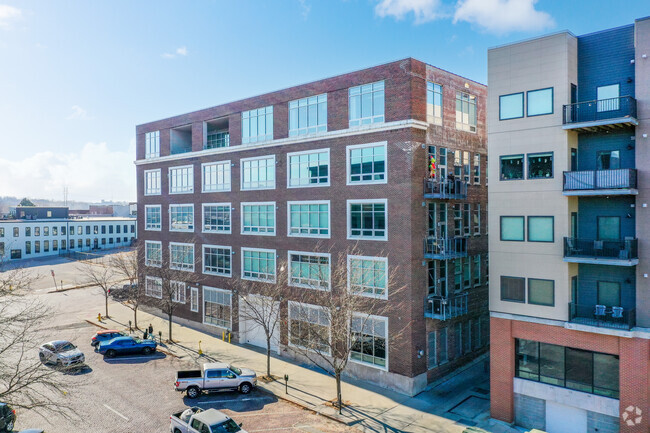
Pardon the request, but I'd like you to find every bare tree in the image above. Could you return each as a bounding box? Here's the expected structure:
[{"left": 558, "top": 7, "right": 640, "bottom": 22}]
[
  {"left": 77, "top": 259, "right": 118, "bottom": 318},
  {"left": 110, "top": 248, "right": 143, "bottom": 328}
]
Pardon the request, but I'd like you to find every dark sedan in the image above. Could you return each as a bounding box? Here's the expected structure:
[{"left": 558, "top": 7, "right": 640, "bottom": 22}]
[
  {"left": 0, "top": 402, "right": 15, "bottom": 433},
  {"left": 91, "top": 330, "right": 127, "bottom": 347},
  {"left": 97, "top": 336, "right": 157, "bottom": 358}
]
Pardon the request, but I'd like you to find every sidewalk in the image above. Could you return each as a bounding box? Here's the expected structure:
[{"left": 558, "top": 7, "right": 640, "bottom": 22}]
[{"left": 88, "top": 301, "right": 521, "bottom": 433}]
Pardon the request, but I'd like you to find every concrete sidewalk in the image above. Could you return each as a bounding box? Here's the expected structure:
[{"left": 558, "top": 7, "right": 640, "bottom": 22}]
[{"left": 88, "top": 301, "right": 520, "bottom": 433}]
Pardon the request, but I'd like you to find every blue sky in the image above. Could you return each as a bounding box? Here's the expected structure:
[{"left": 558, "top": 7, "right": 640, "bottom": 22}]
[{"left": 0, "top": 0, "right": 647, "bottom": 202}]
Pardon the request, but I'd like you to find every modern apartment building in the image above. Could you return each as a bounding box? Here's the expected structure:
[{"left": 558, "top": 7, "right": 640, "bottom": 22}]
[
  {"left": 488, "top": 18, "right": 650, "bottom": 433},
  {"left": 135, "top": 58, "right": 489, "bottom": 395}
]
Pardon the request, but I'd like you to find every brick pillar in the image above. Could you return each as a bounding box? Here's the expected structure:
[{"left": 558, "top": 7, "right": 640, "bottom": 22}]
[
  {"left": 490, "top": 317, "right": 515, "bottom": 422},
  {"left": 619, "top": 338, "right": 649, "bottom": 432}
]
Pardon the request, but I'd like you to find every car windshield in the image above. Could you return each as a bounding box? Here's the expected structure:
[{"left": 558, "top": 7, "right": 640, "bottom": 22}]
[
  {"left": 229, "top": 366, "right": 242, "bottom": 375},
  {"left": 211, "top": 419, "right": 241, "bottom": 433},
  {"left": 57, "top": 342, "right": 76, "bottom": 352},
  {"left": 133, "top": 339, "right": 142, "bottom": 343}
]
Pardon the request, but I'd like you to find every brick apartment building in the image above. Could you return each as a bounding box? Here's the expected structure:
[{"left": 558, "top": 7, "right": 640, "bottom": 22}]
[{"left": 135, "top": 58, "right": 488, "bottom": 395}]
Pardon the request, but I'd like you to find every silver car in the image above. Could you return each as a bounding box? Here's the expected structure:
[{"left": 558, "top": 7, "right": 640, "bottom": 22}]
[{"left": 38, "top": 340, "right": 85, "bottom": 368}]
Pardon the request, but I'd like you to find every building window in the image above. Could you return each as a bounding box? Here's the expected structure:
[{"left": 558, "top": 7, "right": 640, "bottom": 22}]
[
  {"left": 455, "top": 91, "right": 477, "bottom": 132},
  {"left": 34, "top": 241, "right": 39, "bottom": 253},
  {"left": 289, "top": 94, "right": 327, "bottom": 136},
  {"left": 145, "top": 241, "right": 162, "bottom": 267},
  {"left": 473, "top": 154, "right": 481, "bottom": 184},
  {"left": 501, "top": 276, "right": 525, "bottom": 302},
  {"left": 202, "top": 204, "right": 231, "bottom": 233},
  {"left": 203, "top": 287, "right": 232, "bottom": 329},
  {"left": 108, "top": 226, "right": 113, "bottom": 234},
  {"left": 169, "top": 243, "right": 194, "bottom": 272},
  {"left": 169, "top": 204, "right": 194, "bottom": 232},
  {"left": 77, "top": 239, "right": 82, "bottom": 248},
  {"left": 348, "top": 256, "right": 387, "bottom": 299},
  {"left": 202, "top": 161, "right": 231, "bottom": 193},
  {"left": 500, "top": 216, "right": 524, "bottom": 241},
  {"left": 473, "top": 255, "right": 481, "bottom": 286},
  {"left": 145, "top": 131, "right": 160, "bottom": 159},
  {"left": 351, "top": 315, "right": 387, "bottom": 369},
  {"left": 206, "top": 130, "right": 229, "bottom": 149},
  {"left": 241, "top": 203, "right": 275, "bottom": 235},
  {"left": 241, "top": 155, "right": 275, "bottom": 190},
  {"left": 169, "top": 165, "right": 194, "bottom": 194},
  {"left": 101, "top": 226, "right": 106, "bottom": 235},
  {"left": 349, "top": 81, "right": 385, "bottom": 127},
  {"left": 527, "top": 88, "right": 553, "bottom": 116},
  {"left": 242, "top": 248, "right": 276, "bottom": 282},
  {"left": 13, "top": 227, "right": 19, "bottom": 237},
  {"left": 77, "top": 226, "right": 82, "bottom": 235},
  {"left": 0, "top": 228, "right": 3, "bottom": 237},
  {"left": 145, "top": 276, "right": 162, "bottom": 298},
  {"left": 25, "top": 227, "right": 31, "bottom": 237},
  {"left": 288, "top": 302, "right": 330, "bottom": 353},
  {"left": 528, "top": 278, "right": 554, "bottom": 306},
  {"left": 347, "top": 142, "right": 387, "bottom": 184},
  {"left": 527, "top": 216, "right": 553, "bottom": 243},
  {"left": 499, "top": 92, "right": 524, "bottom": 120},
  {"left": 438, "top": 328, "right": 448, "bottom": 364},
  {"left": 463, "top": 151, "right": 471, "bottom": 183},
  {"left": 171, "top": 281, "right": 186, "bottom": 304},
  {"left": 25, "top": 241, "right": 31, "bottom": 254},
  {"left": 101, "top": 239, "right": 106, "bottom": 245},
  {"left": 190, "top": 287, "right": 199, "bottom": 313},
  {"left": 116, "top": 225, "right": 121, "bottom": 234},
  {"left": 473, "top": 204, "right": 481, "bottom": 236},
  {"left": 288, "top": 149, "right": 329, "bottom": 187},
  {"left": 528, "top": 152, "right": 553, "bottom": 179},
  {"left": 289, "top": 252, "right": 330, "bottom": 290},
  {"left": 203, "top": 245, "right": 232, "bottom": 277},
  {"left": 44, "top": 240, "right": 49, "bottom": 252},
  {"left": 500, "top": 155, "right": 524, "bottom": 180},
  {"left": 597, "top": 84, "right": 620, "bottom": 112},
  {"left": 45, "top": 227, "right": 51, "bottom": 236},
  {"left": 288, "top": 201, "right": 330, "bottom": 238},
  {"left": 144, "top": 169, "right": 161, "bottom": 195},
  {"left": 426, "top": 82, "right": 443, "bottom": 125},
  {"left": 463, "top": 203, "right": 471, "bottom": 237},
  {"left": 597, "top": 150, "right": 620, "bottom": 170},
  {"left": 348, "top": 200, "right": 387, "bottom": 240},
  {"left": 242, "top": 106, "right": 273, "bottom": 144},
  {"left": 35, "top": 227, "right": 41, "bottom": 236}
]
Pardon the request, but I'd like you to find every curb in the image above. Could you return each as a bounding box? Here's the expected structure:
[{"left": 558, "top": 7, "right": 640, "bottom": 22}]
[
  {"left": 83, "top": 319, "right": 179, "bottom": 358},
  {"left": 48, "top": 283, "right": 97, "bottom": 293}
]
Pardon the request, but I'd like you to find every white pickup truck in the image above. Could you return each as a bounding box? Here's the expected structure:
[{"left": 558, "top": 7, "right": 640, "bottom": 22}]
[
  {"left": 174, "top": 362, "right": 257, "bottom": 399},
  {"left": 170, "top": 407, "right": 246, "bottom": 433}
]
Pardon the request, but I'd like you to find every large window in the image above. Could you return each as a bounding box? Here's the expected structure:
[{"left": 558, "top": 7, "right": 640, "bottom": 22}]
[
  {"left": 202, "top": 204, "right": 231, "bottom": 233},
  {"left": 473, "top": 153, "right": 481, "bottom": 184},
  {"left": 203, "top": 287, "right": 232, "bottom": 329},
  {"left": 426, "top": 82, "right": 443, "bottom": 125},
  {"left": 597, "top": 216, "right": 620, "bottom": 240},
  {"left": 349, "top": 81, "right": 385, "bottom": 127},
  {"left": 527, "top": 88, "right": 553, "bottom": 116},
  {"left": 501, "top": 276, "right": 525, "bottom": 302},
  {"left": 242, "top": 106, "right": 273, "bottom": 144},
  {"left": 289, "top": 302, "right": 330, "bottom": 353},
  {"left": 348, "top": 256, "right": 387, "bottom": 299},
  {"left": 528, "top": 278, "right": 554, "bottom": 306},
  {"left": 455, "top": 91, "right": 477, "bottom": 132},
  {"left": 347, "top": 142, "right": 387, "bottom": 184},
  {"left": 351, "top": 315, "right": 387, "bottom": 369},
  {"left": 348, "top": 200, "right": 387, "bottom": 240},
  {"left": 171, "top": 281, "right": 186, "bottom": 304},
  {"left": 145, "top": 131, "right": 160, "bottom": 159},
  {"left": 288, "top": 149, "right": 329, "bottom": 187},
  {"left": 516, "top": 339, "right": 619, "bottom": 398},
  {"left": 202, "top": 161, "right": 231, "bottom": 192},
  {"left": 500, "top": 216, "right": 524, "bottom": 241},
  {"left": 169, "top": 243, "right": 194, "bottom": 272},
  {"left": 242, "top": 248, "right": 276, "bottom": 282},
  {"left": 289, "top": 252, "right": 330, "bottom": 290},
  {"left": 169, "top": 165, "right": 194, "bottom": 194},
  {"left": 203, "top": 245, "right": 232, "bottom": 277},
  {"left": 145, "top": 276, "right": 162, "bottom": 298},
  {"left": 499, "top": 92, "right": 524, "bottom": 120},
  {"left": 597, "top": 150, "right": 620, "bottom": 170},
  {"left": 241, "top": 155, "right": 275, "bottom": 190},
  {"left": 528, "top": 152, "right": 553, "bottom": 179},
  {"left": 500, "top": 155, "right": 524, "bottom": 180},
  {"left": 169, "top": 204, "right": 194, "bottom": 232},
  {"left": 528, "top": 216, "right": 553, "bottom": 242},
  {"left": 289, "top": 94, "right": 327, "bottom": 136},
  {"left": 597, "top": 281, "right": 621, "bottom": 308},
  {"left": 241, "top": 203, "right": 275, "bottom": 235},
  {"left": 144, "top": 206, "right": 161, "bottom": 231},
  {"left": 144, "top": 169, "right": 161, "bottom": 195},
  {"left": 597, "top": 84, "right": 619, "bottom": 112},
  {"left": 288, "top": 201, "right": 330, "bottom": 238},
  {"left": 145, "top": 241, "right": 162, "bottom": 267}
]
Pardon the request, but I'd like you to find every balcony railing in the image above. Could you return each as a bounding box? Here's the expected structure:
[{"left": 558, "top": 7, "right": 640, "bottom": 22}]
[
  {"left": 425, "top": 294, "right": 468, "bottom": 320},
  {"left": 563, "top": 169, "right": 637, "bottom": 195},
  {"left": 568, "top": 302, "right": 635, "bottom": 330},
  {"left": 424, "top": 236, "right": 467, "bottom": 260},
  {"left": 563, "top": 97, "right": 637, "bottom": 131},
  {"left": 423, "top": 178, "right": 467, "bottom": 200},
  {"left": 563, "top": 237, "right": 638, "bottom": 266}
]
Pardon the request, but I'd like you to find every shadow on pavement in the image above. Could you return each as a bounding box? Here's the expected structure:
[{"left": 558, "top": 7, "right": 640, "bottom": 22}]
[
  {"left": 181, "top": 389, "right": 277, "bottom": 413},
  {"left": 101, "top": 352, "right": 167, "bottom": 364}
]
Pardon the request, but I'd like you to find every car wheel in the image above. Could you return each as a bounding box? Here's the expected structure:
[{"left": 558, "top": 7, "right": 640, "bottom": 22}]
[
  {"left": 6, "top": 420, "right": 14, "bottom": 431},
  {"left": 142, "top": 347, "right": 152, "bottom": 355},
  {"left": 39, "top": 352, "right": 47, "bottom": 364},
  {"left": 174, "top": 429, "right": 182, "bottom": 433},
  {"left": 186, "top": 386, "right": 200, "bottom": 399},
  {"left": 240, "top": 383, "right": 252, "bottom": 394},
  {"left": 106, "top": 349, "right": 117, "bottom": 358}
]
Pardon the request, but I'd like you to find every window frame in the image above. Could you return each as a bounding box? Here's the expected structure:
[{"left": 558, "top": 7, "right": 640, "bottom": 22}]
[
  {"left": 528, "top": 278, "right": 555, "bottom": 307},
  {"left": 526, "top": 87, "right": 554, "bottom": 117},
  {"left": 287, "top": 301, "right": 331, "bottom": 355},
  {"left": 288, "top": 94, "right": 328, "bottom": 136},
  {"left": 287, "top": 250, "right": 331, "bottom": 291},
  {"left": 527, "top": 151, "right": 554, "bottom": 180},
  {"left": 145, "top": 276, "right": 163, "bottom": 299},
  {"left": 500, "top": 275, "right": 526, "bottom": 303},
  {"left": 202, "top": 286, "right": 232, "bottom": 329},
  {"left": 499, "top": 154, "right": 524, "bottom": 181},
  {"left": 171, "top": 280, "right": 186, "bottom": 304},
  {"left": 499, "top": 92, "right": 524, "bottom": 120},
  {"left": 287, "top": 200, "right": 331, "bottom": 239},
  {"left": 201, "top": 203, "right": 232, "bottom": 234},
  {"left": 348, "top": 80, "right": 385, "bottom": 127},
  {"left": 201, "top": 160, "right": 231, "bottom": 193},
  {"left": 347, "top": 255, "right": 388, "bottom": 300},
  {"left": 240, "top": 202, "right": 276, "bottom": 236},
  {"left": 202, "top": 244, "right": 232, "bottom": 277},
  {"left": 144, "top": 240, "right": 162, "bottom": 267},
  {"left": 145, "top": 131, "right": 160, "bottom": 159},
  {"left": 144, "top": 169, "right": 161, "bottom": 196},
  {"left": 240, "top": 155, "right": 276, "bottom": 191},
  {"left": 169, "top": 204, "right": 194, "bottom": 233},
  {"left": 347, "top": 199, "right": 388, "bottom": 241},
  {"left": 190, "top": 287, "right": 199, "bottom": 313},
  {"left": 287, "top": 148, "right": 330, "bottom": 188},
  {"left": 241, "top": 247, "right": 276, "bottom": 283},
  {"left": 455, "top": 91, "right": 477, "bottom": 133},
  {"left": 242, "top": 106, "right": 274, "bottom": 144},
  {"left": 346, "top": 141, "right": 388, "bottom": 186},
  {"left": 349, "top": 313, "right": 389, "bottom": 371},
  {"left": 144, "top": 205, "right": 162, "bottom": 231},
  {"left": 169, "top": 242, "right": 195, "bottom": 272},
  {"left": 527, "top": 216, "right": 554, "bottom": 243},
  {"left": 500, "top": 216, "right": 525, "bottom": 242},
  {"left": 168, "top": 165, "right": 194, "bottom": 195},
  {"left": 426, "top": 81, "right": 443, "bottom": 125}
]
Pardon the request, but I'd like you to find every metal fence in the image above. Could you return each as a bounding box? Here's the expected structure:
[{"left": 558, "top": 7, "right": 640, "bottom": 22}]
[
  {"left": 563, "top": 168, "right": 637, "bottom": 191},
  {"left": 563, "top": 96, "right": 637, "bottom": 125}
]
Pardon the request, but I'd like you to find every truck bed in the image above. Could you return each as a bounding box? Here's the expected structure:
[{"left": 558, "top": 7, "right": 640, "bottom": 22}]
[{"left": 177, "top": 369, "right": 202, "bottom": 379}]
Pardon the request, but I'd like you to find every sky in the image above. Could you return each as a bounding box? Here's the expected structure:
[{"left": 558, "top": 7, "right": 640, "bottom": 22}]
[{"left": 0, "top": 0, "right": 647, "bottom": 203}]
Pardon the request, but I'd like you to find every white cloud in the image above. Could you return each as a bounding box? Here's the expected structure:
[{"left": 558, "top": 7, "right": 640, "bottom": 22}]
[
  {"left": 66, "top": 105, "right": 88, "bottom": 120},
  {"left": 453, "top": 0, "right": 554, "bottom": 34},
  {"left": 162, "top": 46, "right": 188, "bottom": 59},
  {"left": 0, "top": 142, "right": 136, "bottom": 202},
  {"left": 0, "top": 4, "right": 21, "bottom": 29},
  {"left": 375, "top": 0, "right": 443, "bottom": 24},
  {"left": 298, "top": 0, "right": 310, "bottom": 19}
]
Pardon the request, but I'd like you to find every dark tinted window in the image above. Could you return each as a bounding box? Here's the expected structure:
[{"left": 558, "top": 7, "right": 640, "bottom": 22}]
[{"left": 565, "top": 348, "right": 593, "bottom": 394}]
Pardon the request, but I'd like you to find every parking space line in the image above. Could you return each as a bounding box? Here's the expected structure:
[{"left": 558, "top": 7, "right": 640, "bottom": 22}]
[
  {"left": 233, "top": 411, "right": 304, "bottom": 418},
  {"left": 103, "top": 404, "right": 129, "bottom": 421}
]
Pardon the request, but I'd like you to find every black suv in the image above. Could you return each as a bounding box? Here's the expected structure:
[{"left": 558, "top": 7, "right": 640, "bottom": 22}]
[{"left": 0, "top": 402, "right": 15, "bottom": 432}]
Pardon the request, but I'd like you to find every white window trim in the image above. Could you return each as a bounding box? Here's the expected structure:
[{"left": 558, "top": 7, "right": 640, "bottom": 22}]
[
  {"left": 240, "top": 202, "right": 276, "bottom": 237},
  {"left": 201, "top": 202, "right": 232, "bottom": 234},
  {"left": 190, "top": 287, "right": 199, "bottom": 313},
  {"left": 144, "top": 240, "right": 162, "bottom": 268},
  {"left": 168, "top": 204, "right": 195, "bottom": 233},
  {"left": 287, "top": 300, "right": 331, "bottom": 355},
  {"left": 169, "top": 242, "right": 195, "bottom": 272},
  {"left": 144, "top": 205, "right": 162, "bottom": 232},
  {"left": 145, "top": 276, "right": 162, "bottom": 299},
  {"left": 168, "top": 164, "right": 194, "bottom": 195},
  {"left": 287, "top": 200, "right": 331, "bottom": 239},
  {"left": 201, "top": 160, "right": 231, "bottom": 193},
  {"left": 346, "top": 141, "right": 388, "bottom": 186},
  {"left": 202, "top": 286, "right": 232, "bottom": 330},
  {"left": 202, "top": 244, "right": 232, "bottom": 278},
  {"left": 346, "top": 198, "right": 388, "bottom": 241},
  {"left": 171, "top": 280, "right": 186, "bottom": 304},
  {"left": 287, "top": 250, "right": 331, "bottom": 291},
  {"left": 144, "top": 169, "right": 161, "bottom": 196},
  {"left": 240, "top": 155, "right": 276, "bottom": 191},
  {"left": 347, "top": 255, "right": 388, "bottom": 300},
  {"left": 349, "top": 313, "right": 389, "bottom": 371},
  {"left": 241, "top": 247, "right": 276, "bottom": 283},
  {"left": 286, "top": 148, "right": 331, "bottom": 189}
]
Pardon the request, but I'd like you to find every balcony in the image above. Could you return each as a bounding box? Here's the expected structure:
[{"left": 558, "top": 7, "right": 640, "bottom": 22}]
[
  {"left": 424, "top": 237, "right": 467, "bottom": 260},
  {"left": 568, "top": 302, "right": 635, "bottom": 330},
  {"left": 563, "top": 96, "right": 638, "bottom": 132},
  {"left": 563, "top": 237, "right": 638, "bottom": 266},
  {"left": 425, "top": 294, "right": 468, "bottom": 320},
  {"left": 423, "top": 178, "right": 467, "bottom": 200},
  {"left": 563, "top": 169, "right": 638, "bottom": 196}
]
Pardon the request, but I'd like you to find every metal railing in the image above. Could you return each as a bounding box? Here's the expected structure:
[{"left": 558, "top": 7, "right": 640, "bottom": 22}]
[
  {"left": 564, "top": 237, "right": 638, "bottom": 261},
  {"left": 563, "top": 96, "right": 637, "bottom": 125},
  {"left": 568, "top": 302, "right": 635, "bottom": 330},
  {"left": 424, "top": 236, "right": 467, "bottom": 259},
  {"left": 423, "top": 178, "right": 467, "bottom": 199},
  {"left": 425, "top": 294, "right": 468, "bottom": 320},
  {"left": 563, "top": 168, "right": 637, "bottom": 191}
]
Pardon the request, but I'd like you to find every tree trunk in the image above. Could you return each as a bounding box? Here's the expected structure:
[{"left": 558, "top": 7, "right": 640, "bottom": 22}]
[
  {"left": 105, "top": 293, "right": 109, "bottom": 318},
  {"left": 336, "top": 370, "right": 342, "bottom": 415},
  {"left": 168, "top": 312, "right": 173, "bottom": 342},
  {"left": 133, "top": 306, "right": 138, "bottom": 329},
  {"left": 266, "top": 336, "right": 271, "bottom": 378}
]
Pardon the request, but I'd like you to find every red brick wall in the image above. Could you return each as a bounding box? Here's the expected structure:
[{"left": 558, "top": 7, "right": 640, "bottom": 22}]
[{"left": 490, "top": 317, "right": 515, "bottom": 422}]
